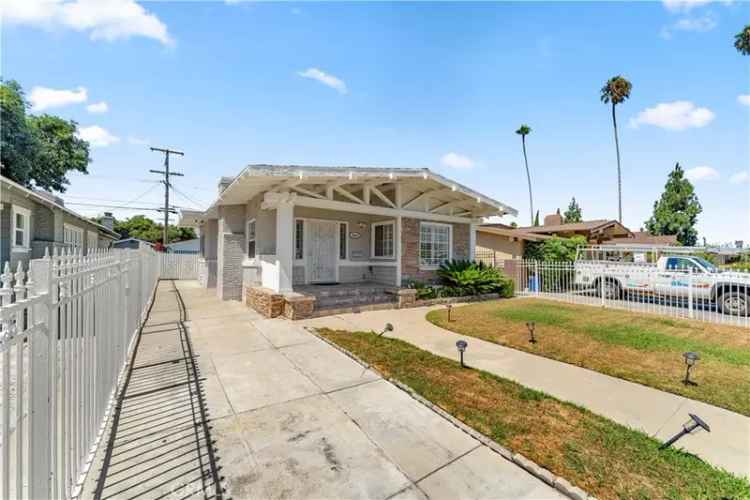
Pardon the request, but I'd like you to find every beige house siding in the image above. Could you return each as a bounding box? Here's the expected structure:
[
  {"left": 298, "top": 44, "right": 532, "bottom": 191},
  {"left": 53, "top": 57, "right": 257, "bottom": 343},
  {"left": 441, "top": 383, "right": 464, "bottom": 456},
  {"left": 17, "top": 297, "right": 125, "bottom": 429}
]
[{"left": 476, "top": 231, "right": 525, "bottom": 260}]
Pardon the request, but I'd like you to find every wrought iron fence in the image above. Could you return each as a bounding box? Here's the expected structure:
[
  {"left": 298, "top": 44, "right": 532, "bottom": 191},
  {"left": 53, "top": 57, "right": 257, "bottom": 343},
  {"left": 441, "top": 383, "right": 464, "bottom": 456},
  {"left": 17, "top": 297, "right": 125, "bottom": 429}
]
[{"left": 0, "top": 247, "right": 161, "bottom": 498}]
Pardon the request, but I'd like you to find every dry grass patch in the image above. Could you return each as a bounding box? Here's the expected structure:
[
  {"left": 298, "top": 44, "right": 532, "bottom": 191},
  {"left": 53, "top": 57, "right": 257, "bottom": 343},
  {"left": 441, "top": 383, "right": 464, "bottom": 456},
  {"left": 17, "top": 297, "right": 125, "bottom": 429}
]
[
  {"left": 426, "top": 298, "right": 750, "bottom": 416},
  {"left": 320, "top": 329, "right": 750, "bottom": 500}
]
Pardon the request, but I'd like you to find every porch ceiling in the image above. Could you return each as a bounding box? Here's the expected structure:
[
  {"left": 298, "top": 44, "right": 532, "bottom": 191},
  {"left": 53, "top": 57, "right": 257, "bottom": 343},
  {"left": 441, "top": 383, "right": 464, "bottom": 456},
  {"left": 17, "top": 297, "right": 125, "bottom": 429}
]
[{"left": 201, "top": 165, "right": 516, "bottom": 222}]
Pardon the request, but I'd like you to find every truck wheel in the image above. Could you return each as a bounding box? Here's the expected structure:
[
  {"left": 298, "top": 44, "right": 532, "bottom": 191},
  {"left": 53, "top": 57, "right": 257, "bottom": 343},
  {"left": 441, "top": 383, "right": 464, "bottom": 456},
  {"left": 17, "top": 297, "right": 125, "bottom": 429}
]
[
  {"left": 601, "top": 280, "right": 621, "bottom": 300},
  {"left": 719, "top": 292, "right": 749, "bottom": 317}
]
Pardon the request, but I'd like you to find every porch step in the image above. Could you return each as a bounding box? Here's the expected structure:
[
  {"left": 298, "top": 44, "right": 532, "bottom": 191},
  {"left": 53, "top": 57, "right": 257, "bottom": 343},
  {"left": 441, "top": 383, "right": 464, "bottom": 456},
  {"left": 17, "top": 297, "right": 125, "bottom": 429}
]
[
  {"left": 309, "top": 300, "right": 399, "bottom": 319},
  {"left": 305, "top": 285, "right": 389, "bottom": 299},
  {"left": 314, "top": 293, "right": 396, "bottom": 309}
]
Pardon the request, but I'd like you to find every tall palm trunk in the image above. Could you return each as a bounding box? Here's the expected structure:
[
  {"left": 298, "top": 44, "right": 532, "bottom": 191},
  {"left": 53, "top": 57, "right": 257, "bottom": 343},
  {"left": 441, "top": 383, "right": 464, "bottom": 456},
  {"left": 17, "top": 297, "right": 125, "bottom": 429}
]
[
  {"left": 611, "top": 102, "right": 623, "bottom": 222},
  {"left": 522, "top": 135, "right": 534, "bottom": 225}
]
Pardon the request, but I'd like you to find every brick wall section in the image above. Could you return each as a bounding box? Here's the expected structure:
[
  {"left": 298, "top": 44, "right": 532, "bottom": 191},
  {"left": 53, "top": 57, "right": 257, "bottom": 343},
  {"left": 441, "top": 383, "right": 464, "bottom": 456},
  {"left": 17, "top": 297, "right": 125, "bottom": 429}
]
[
  {"left": 218, "top": 234, "right": 244, "bottom": 300},
  {"left": 246, "top": 287, "right": 285, "bottom": 317},
  {"left": 401, "top": 218, "right": 471, "bottom": 284}
]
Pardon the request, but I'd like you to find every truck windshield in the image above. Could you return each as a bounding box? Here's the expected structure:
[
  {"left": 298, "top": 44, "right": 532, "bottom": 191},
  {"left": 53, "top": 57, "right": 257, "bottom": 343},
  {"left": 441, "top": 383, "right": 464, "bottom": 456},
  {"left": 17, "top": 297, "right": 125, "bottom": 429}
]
[{"left": 692, "top": 257, "right": 720, "bottom": 273}]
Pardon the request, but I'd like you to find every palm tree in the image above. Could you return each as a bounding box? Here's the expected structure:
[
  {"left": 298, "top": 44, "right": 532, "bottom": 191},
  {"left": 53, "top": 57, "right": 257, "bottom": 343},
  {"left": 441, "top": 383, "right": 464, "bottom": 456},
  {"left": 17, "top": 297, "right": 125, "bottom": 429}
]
[
  {"left": 515, "top": 124, "right": 533, "bottom": 225},
  {"left": 735, "top": 25, "right": 750, "bottom": 55},
  {"left": 600, "top": 75, "right": 632, "bottom": 223}
]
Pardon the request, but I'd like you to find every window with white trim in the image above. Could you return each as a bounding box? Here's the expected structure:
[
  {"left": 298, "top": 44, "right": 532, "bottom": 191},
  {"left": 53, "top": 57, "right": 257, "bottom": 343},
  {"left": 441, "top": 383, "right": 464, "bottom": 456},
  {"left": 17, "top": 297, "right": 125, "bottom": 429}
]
[
  {"left": 420, "top": 222, "right": 451, "bottom": 268},
  {"left": 11, "top": 205, "right": 30, "bottom": 250},
  {"left": 64, "top": 224, "right": 83, "bottom": 249},
  {"left": 246, "top": 219, "right": 256, "bottom": 258},
  {"left": 295, "top": 219, "right": 304, "bottom": 260},
  {"left": 339, "top": 222, "right": 348, "bottom": 260},
  {"left": 371, "top": 221, "right": 395, "bottom": 259}
]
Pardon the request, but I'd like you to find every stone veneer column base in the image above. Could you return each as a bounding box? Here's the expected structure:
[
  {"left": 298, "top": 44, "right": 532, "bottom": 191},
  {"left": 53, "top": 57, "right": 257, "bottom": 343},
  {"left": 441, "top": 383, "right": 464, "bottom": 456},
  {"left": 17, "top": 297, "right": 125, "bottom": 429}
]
[
  {"left": 386, "top": 288, "right": 418, "bottom": 308},
  {"left": 246, "top": 287, "right": 285, "bottom": 318},
  {"left": 283, "top": 293, "right": 316, "bottom": 320}
]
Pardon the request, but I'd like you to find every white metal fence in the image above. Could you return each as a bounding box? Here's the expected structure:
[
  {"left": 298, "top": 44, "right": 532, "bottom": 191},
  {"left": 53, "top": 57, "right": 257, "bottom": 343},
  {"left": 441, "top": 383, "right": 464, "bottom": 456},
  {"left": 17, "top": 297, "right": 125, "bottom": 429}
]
[
  {"left": 501, "top": 259, "right": 750, "bottom": 328},
  {"left": 0, "top": 247, "right": 161, "bottom": 499},
  {"left": 159, "top": 252, "right": 199, "bottom": 280}
]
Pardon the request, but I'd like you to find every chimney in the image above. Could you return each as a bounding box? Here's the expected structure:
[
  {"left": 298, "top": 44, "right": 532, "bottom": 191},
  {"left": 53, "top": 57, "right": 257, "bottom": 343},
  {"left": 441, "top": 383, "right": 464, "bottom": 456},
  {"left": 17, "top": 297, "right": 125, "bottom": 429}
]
[
  {"left": 218, "top": 176, "right": 234, "bottom": 195},
  {"left": 101, "top": 212, "right": 114, "bottom": 231},
  {"left": 543, "top": 213, "right": 563, "bottom": 226}
]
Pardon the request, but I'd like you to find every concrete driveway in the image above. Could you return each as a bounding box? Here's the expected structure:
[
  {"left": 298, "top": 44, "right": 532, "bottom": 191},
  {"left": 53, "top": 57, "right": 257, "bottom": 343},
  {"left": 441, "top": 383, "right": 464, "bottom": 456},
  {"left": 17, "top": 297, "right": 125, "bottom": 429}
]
[{"left": 176, "top": 281, "right": 564, "bottom": 499}]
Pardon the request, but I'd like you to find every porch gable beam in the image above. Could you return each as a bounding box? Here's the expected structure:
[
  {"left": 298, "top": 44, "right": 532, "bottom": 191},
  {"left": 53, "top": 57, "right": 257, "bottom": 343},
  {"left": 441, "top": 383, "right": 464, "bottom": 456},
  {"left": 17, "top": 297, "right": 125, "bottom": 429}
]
[
  {"left": 403, "top": 188, "right": 450, "bottom": 210},
  {"left": 430, "top": 199, "right": 466, "bottom": 213},
  {"left": 290, "top": 185, "right": 325, "bottom": 199},
  {"left": 369, "top": 184, "right": 396, "bottom": 208},
  {"left": 334, "top": 185, "right": 365, "bottom": 204}
]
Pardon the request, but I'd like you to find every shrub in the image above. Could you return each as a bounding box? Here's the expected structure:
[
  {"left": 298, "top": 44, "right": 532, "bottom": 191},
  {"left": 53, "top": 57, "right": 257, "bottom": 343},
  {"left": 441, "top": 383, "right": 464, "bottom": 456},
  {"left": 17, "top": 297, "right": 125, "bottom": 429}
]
[{"left": 437, "top": 260, "right": 513, "bottom": 297}]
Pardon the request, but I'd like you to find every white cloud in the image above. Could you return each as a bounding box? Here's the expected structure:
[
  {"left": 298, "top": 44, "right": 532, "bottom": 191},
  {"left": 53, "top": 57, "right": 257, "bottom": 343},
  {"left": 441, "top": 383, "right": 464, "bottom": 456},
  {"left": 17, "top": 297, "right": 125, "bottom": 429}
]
[
  {"left": 685, "top": 166, "right": 720, "bottom": 182},
  {"left": 29, "top": 86, "right": 87, "bottom": 111},
  {"left": 661, "top": 14, "right": 717, "bottom": 38},
  {"left": 662, "top": 0, "right": 714, "bottom": 12},
  {"left": 77, "top": 125, "right": 120, "bottom": 147},
  {"left": 86, "top": 101, "right": 108, "bottom": 113},
  {"left": 3, "top": 0, "right": 173, "bottom": 46},
  {"left": 730, "top": 171, "right": 749, "bottom": 184},
  {"left": 127, "top": 136, "right": 149, "bottom": 146},
  {"left": 440, "top": 152, "right": 474, "bottom": 169},
  {"left": 738, "top": 95, "right": 750, "bottom": 106},
  {"left": 629, "top": 101, "right": 715, "bottom": 130},
  {"left": 297, "top": 68, "right": 348, "bottom": 94}
]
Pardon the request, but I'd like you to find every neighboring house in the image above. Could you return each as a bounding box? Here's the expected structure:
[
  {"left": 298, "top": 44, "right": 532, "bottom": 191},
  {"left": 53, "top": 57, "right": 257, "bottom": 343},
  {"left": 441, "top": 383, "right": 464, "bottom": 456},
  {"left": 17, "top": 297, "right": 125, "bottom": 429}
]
[
  {"left": 476, "top": 223, "right": 549, "bottom": 262},
  {"left": 178, "top": 164, "right": 516, "bottom": 316},
  {"left": 476, "top": 213, "right": 677, "bottom": 260},
  {"left": 113, "top": 237, "right": 154, "bottom": 250},
  {"left": 1, "top": 176, "right": 119, "bottom": 270},
  {"left": 166, "top": 238, "right": 199, "bottom": 253}
]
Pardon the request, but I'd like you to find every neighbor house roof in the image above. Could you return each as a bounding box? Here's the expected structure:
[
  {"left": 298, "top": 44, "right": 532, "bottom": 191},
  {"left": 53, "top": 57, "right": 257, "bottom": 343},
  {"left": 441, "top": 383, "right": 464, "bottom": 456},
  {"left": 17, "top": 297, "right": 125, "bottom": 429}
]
[
  {"left": 478, "top": 224, "right": 551, "bottom": 242},
  {"left": 517, "top": 219, "right": 620, "bottom": 233},
  {"left": 1, "top": 175, "right": 120, "bottom": 238},
  {"left": 180, "top": 164, "right": 517, "bottom": 225},
  {"left": 623, "top": 231, "right": 679, "bottom": 246}
]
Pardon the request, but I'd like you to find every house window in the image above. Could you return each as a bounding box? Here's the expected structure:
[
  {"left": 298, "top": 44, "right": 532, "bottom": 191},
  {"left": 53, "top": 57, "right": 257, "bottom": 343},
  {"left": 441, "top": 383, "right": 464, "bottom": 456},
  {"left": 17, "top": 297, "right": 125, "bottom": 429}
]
[
  {"left": 339, "top": 223, "right": 348, "bottom": 260},
  {"left": 372, "top": 221, "right": 395, "bottom": 259},
  {"left": 11, "top": 206, "right": 30, "bottom": 250},
  {"left": 420, "top": 222, "right": 451, "bottom": 269},
  {"left": 246, "top": 219, "right": 256, "bottom": 258},
  {"left": 64, "top": 224, "right": 83, "bottom": 249},
  {"left": 295, "top": 220, "right": 304, "bottom": 260}
]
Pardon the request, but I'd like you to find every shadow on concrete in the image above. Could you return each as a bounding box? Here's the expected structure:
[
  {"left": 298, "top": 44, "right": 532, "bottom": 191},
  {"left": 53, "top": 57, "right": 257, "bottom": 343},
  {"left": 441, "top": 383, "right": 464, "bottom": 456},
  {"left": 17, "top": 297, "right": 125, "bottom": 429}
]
[{"left": 91, "top": 280, "right": 224, "bottom": 499}]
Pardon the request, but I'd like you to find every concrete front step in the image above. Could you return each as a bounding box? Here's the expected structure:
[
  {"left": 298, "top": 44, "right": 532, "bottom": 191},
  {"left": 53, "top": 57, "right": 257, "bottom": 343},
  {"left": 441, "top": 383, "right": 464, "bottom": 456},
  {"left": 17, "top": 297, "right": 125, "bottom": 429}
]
[
  {"left": 309, "top": 300, "right": 399, "bottom": 319},
  {"left": 306, "top": 286, "right": 389, "bottom": 299},
  {"left": 315, "top": 293, "right": 396, "bottom": 309}
]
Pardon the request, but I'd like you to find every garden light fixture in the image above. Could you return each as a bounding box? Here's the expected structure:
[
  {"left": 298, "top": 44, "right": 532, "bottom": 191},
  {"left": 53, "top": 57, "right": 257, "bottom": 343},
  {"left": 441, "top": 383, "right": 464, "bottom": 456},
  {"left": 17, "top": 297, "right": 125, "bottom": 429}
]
[
  {"left": 526, "top": 321, "right": 537, "bottom": 343},
  {"left": 456, "top": 340, "right": 468, "bottom": 367},
  {"left": 447, "top": 304, "right": 453, "bottom": 321},
  {"left": 659, "top": 413, "right": 710, "bottom": 450},
  {"left": 682, "top": 351, "right": 700, "bottom": 385},
  {"left": 378, "top": 323, "right": 394, "bottom": 337}
]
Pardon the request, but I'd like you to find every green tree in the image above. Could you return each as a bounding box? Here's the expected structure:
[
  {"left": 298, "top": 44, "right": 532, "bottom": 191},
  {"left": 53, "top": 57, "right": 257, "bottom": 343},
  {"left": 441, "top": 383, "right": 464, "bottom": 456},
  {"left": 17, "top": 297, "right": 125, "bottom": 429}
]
[
  {"left": 533, "top": 210, "right": 540, "bottom": 227},
  {"left": 645, "top": 163, "right": 702, "bottom": 246},
  {"left": 600, "top": 75, "right": 632, "bottom": 223},
  {"left": 515, "top": 124, "right": 534, "bottom": 225},
  {"left": 0, "top": 80, "right": 90, "bottom": 192},
  {"left": 563, "top": 197, "right": 583, "bottom": 223},
  {"left": 92, "top": 214, "right": 195, "bottom": 243},
  {"left": 735, "top": 24, "right": 750, "bottom": 55},
  {"left": 523, "top": 235, "right": 587, "bottom": 262}
]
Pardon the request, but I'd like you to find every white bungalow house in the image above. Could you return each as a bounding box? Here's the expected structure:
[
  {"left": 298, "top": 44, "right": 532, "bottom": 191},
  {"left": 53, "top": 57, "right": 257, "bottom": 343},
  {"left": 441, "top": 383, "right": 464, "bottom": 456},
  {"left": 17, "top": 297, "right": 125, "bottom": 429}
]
[{"left": 179, "top": 165, "right": 516, "bottom": 318}]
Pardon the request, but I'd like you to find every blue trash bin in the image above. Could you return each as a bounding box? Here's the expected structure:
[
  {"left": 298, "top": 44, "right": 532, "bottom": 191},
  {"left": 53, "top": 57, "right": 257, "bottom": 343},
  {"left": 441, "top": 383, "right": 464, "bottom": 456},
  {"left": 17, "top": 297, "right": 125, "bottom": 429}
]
[{"left": 528, "top": 275, "right": 540, "bottom": 292}]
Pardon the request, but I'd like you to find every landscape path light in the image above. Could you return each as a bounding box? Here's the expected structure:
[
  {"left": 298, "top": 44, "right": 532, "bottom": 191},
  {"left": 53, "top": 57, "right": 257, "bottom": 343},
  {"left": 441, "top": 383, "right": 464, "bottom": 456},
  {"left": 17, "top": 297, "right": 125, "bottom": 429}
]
[
  {"left": 526, "top": 321, "right": 537, "bottom": 343},
  {"left": 682, "top": 352, "right": 700, "bottom": 385},
  {"left": 446, "top": 304, "right": 453, "bottom": 322},
  {"left": 378, "top": 323, "right": 394, "bottom": 337},
  {"left": 456, "top": 340, "right": 468, "bottom": 368},
  {"left": 659, "top": 413, "right": 710, "bottom": 450}
]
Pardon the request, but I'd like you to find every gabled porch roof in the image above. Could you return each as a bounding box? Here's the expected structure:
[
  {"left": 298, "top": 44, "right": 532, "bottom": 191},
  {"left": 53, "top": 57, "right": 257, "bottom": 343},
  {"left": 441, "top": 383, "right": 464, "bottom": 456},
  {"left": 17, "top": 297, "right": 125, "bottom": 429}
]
[{"left": 179, "top": 164, "right": 517, "bottom": 226}]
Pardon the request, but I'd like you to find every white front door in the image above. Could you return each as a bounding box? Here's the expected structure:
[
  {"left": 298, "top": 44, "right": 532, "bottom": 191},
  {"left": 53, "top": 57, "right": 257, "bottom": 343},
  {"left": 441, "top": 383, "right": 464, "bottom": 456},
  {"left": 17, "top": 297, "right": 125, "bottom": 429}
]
[{"left": 307, "top": 220, "right": 338, "bottom": 283}]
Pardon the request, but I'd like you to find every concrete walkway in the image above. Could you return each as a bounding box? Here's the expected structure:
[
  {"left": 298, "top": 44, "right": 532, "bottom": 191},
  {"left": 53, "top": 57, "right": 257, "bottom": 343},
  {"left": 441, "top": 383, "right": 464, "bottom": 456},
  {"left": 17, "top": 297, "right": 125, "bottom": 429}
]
[
  {"left": 301, "top": 304, "right": 750, "bottom": 478},
  {"left": 84, "top": 282, "right": 563, "bottom": 499}
]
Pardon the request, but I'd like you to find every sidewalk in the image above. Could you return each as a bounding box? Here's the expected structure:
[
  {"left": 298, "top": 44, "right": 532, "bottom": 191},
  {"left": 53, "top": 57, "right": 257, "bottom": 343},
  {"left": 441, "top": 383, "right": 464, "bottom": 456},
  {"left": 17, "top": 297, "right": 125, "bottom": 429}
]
[
  {"left": 301, "top": 304, "right": 750, "bottom": 478},
  {"left": 83, "top": 282, "right": 563, "bottom": 499}
]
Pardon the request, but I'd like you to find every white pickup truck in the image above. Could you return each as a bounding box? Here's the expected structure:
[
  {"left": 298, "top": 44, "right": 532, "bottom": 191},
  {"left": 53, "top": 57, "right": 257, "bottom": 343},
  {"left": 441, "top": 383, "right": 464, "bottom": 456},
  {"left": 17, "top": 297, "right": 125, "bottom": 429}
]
[{"left": 573, "top": 246, "right": 750, "bottom": 316}]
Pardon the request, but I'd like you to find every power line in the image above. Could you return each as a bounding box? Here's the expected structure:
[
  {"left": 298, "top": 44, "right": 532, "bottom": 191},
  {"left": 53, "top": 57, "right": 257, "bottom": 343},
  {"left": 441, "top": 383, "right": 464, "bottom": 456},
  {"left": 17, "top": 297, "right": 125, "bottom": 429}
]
[
  {"left": 169, "top": 183, "right": 207, "bottom": 210},
  {"left": 64, "top": 202, "right": 179, "bottom": 211}
]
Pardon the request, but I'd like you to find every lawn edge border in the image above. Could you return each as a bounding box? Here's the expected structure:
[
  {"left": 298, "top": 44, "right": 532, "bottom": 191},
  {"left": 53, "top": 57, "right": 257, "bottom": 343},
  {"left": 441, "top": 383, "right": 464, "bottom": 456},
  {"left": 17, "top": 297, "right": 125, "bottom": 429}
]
[{"left": 306, "top": 326, "right": 595, "bottom": 500}]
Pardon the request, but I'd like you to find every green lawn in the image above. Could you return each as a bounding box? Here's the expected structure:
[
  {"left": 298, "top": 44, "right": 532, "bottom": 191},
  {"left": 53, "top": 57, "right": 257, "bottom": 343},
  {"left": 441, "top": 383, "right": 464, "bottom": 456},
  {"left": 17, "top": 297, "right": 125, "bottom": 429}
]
[
  {"left": 320, "top": 329, "right": 750, "bottom": 500},
  {"left": 426, "top": 298, "right": 750, "bottom": 416}
]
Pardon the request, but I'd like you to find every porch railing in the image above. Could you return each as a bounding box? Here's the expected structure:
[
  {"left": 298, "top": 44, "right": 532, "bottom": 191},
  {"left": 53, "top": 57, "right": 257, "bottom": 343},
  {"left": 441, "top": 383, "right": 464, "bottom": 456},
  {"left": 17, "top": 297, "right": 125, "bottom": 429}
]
[{"left": 0, "top": 247, "right": 161, "bottom": 498}]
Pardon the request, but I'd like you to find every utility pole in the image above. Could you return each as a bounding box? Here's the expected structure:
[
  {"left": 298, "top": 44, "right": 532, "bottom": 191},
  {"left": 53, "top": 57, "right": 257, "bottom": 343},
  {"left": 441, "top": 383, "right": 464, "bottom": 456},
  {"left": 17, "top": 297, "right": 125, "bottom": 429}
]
[{"left": 149, "top": 147, "right": 184, "bottom": 246}]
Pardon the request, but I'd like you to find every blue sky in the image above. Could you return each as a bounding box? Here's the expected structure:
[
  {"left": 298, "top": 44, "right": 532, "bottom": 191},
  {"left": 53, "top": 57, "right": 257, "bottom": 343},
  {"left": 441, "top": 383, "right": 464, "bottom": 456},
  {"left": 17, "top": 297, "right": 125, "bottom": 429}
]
[{"left": 4, "top": 0, "right": 749, "bottom": 243}]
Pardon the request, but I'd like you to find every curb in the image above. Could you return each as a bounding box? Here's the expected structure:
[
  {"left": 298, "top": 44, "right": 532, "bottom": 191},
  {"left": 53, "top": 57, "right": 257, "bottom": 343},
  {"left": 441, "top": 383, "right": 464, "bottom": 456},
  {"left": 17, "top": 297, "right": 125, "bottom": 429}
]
[{"left": 307, "top": 327, "right": 595, "bottom": 500}]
